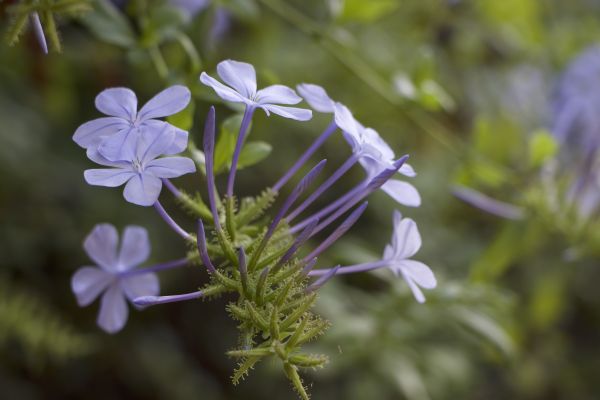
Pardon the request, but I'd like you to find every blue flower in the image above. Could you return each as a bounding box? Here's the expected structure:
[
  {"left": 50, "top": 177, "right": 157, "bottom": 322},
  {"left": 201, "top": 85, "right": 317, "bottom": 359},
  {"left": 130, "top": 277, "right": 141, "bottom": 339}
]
[
  {"left": 84, "top": 124, "right": 196, "bottom": 206},
  {"left": 71, "top": 224, "right": 158, "bottom": 333},
  {"left": 200, "top": 60, "right": 312, "bottom": 121},
  {"left": 73, "top": 85, "right": 191, "bottom": 161}
]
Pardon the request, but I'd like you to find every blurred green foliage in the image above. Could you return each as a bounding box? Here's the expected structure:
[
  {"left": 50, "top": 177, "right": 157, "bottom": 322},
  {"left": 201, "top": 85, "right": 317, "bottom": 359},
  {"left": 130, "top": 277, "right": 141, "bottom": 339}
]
[{"left": 1, "top": 0, "right": 600, "bottom": 399}]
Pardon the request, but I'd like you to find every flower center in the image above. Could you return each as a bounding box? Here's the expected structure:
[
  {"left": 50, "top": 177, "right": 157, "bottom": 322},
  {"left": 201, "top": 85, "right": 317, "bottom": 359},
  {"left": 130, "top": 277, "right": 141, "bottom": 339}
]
[{"left": 132, "top": 159, "right": 144, "bottom": 173}]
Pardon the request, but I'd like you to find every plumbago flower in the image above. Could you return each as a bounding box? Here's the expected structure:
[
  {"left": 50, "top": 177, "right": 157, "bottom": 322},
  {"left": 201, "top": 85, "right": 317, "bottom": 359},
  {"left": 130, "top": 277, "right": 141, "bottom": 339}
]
[
  {"left": 84, "top": 123, "right": 196, "bottom": 206},
  {"left": 71, "top": 224, "right": 187, "bottom": 333},
  {"left": 73, "top": 85, "right": 191, "bottom": 161},
  {"left": 72, "top": 60, "right": 434, "bottom": 400}
]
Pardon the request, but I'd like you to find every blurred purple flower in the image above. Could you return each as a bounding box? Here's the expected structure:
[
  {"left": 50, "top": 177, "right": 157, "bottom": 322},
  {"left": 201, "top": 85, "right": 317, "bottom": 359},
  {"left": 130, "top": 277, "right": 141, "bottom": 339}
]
[
  {"left": 73, "top": 86, "right": 191, "bottom": 161},
  {"left": 71, "top": 224, "right": 158, "bottom": 333},
  {"left": 383, "top": 211, "right": 436, "bottom": 303},
  {"left": 170, "top": 0, "right": 210, "bottom": 15},
  {"left": 84, "top": 125, "right": 196, "bottom": 206},
  {"left": 452, "top": 185, "right": 525, "bottom": 220},
  {"left": 334, "top": 103, "right": 420, "bottom": 206},
  {"left": 200, "top": 60, "right": 312, "bottom": 121}
]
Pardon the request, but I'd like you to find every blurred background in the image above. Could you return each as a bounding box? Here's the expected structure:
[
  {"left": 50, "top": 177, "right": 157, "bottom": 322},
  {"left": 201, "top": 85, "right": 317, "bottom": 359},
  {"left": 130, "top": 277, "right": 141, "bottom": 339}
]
[{"left": 2, "top": 0, "right": 600, "bottom": 399}]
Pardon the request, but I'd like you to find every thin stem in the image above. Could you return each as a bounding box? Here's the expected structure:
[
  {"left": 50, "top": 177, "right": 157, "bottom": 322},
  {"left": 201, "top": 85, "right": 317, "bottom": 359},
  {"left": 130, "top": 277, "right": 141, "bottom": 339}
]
[
  {"left": 203, "top": 107, "right": 222, "bottom": 231},
  {"left": 197, "top": 219, "right": 217, "bottom": 274},
  {"left": 287, "top": 154, "right": 359, "bottom": 221},
  {"left": 174, "top": 31, "right": 202, "bottom": 73},
  {"left": 308, "top": 260, "right": 389, "bottom": 277},
  {"left": 149, "top": 46, "right": 168, "bottom": 80},
  {"left": 227, "top": 106, "right": 255, "bottom": 197},
  {"left": 272, "top": 120, "right": 337, "bottom": 192},
  {"left": 162, "top": 178, "right": 182, "bottom": 198},
  {"left": 154, "top": 200, "right": 191, "bottom": 240},
  {"left": 119, "top": 258, "right": 189, "bottom": 278}
]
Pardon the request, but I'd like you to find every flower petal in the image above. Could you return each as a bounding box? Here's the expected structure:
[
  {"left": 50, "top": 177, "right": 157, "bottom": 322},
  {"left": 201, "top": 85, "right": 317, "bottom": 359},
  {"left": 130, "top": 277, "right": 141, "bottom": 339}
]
[
  {"left": 398, "top": 260, "right": 436, "bottom": 303},
  {"left": 137, "top": 124, "right": 176, "bottom": 163},
  {"left": 73, "top": 117, "right": 129, "bottom": 149},
  {"left": 97, "top": 283, "right": 128, "bottom": 334},
  {"left": 256, "top": 85, "right": 302, "bottom": 105},
  {"left": 141, "top": 120, "right": 188, "bottom": 155},
  {"left": 399, "top": 163, "right": 416, "bottom": 177},
  {"left": 296, "top": 83, "right": 335, "bottom": 113},
  {"left": 84, "top": 168, "right": 135, "bottom": 187},
  {"left": 95, "top": 88, "right": 137, "bottom": 120},
  {"left": 71, "top": 266, "right": 113, "bottom": 307},
  {"left": 86, "top": 147, "right": 130, "bottom": 168},
  {"left": 390, "top": 213, "right": 422, "bottom": 259},
  {"left": 83, "top": 223, "right": 119, "bottom": 271},
  {"left": 123, "top": 174, "right": 162, "bottom": 206},
  {"left": 98, "top": 126, "right": 140, "bottom": 162},
  {"left": 259, "top": 104, "right": 312, "bottom": 121},
  {"left": 138, "top": 85, "right": 191, "bottom": 121},
  {"left": 200, "top": 72, "right": 248, "bottom": 103},
  {"left": 216, "top": 60, "right": 257, "bottom": 98},
  {"left": 118, "top": 226, "right": 150, "bottom": 270},
  {"left": 121, "top": 273, "right": 159, "bottom": 302},
  {"left": 381, "top": 179, "right": 421, "bottom": 207},
  {"left": 334, "top": 102, "right": 360, "bottom": 136},
  {"left": 145, "top": 157, "right": 196, "bottom": 178}
]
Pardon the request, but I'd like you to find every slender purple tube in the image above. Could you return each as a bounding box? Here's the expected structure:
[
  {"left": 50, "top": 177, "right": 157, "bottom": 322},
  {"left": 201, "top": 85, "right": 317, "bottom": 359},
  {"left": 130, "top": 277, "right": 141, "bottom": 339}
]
[
  {"left": 272, "top": 120, "right": 338, "bottom": 192},
  {"left": 227, "top": 106, "right": 255, "bottom": 197},
  {"left": 302, "top": 202, "right": 368, "bottom": 262},
  {"left": 154, "top": 200, "right": 191, "bottom": 240},
  {"left": 305, "top": 265, "right": 340, "bottom": 293},
  {"left": 203, "top": 106, "right": 222, "bottom": 230},
  {"left": 308, "top": 259, "right": 389, "bottom": 277},
  {"left": 451, "top": 185, "right": 525, "bottom": 220},
  {"left": 133, "top": 291, "right": 204, "bottom": 307},
  {"left": 197, "top": 219, "right": 217, "bottom": 274},
  {"left": 311, "top": 156, "right": 408, "bottom": 236},
  {"left": 287, "top": 154, "right": 359, "bottom": 221},
  {"left": 300, "top": 257, "right": 318, "bottom": 277},
  {"left": 30, "top": 12, "right": 48, "bottom": 54},
  {"left": 275, "top": 217, "right": 319, "bottom": 268},
  {"left": 162, "top": 178, "right": 182, "bottom": 198},
  {"left": 289, "top": 183, "right": 365, "bottom": 234},
  {"left": 118, "top": 258, "right": 189, "bottom": 278}
]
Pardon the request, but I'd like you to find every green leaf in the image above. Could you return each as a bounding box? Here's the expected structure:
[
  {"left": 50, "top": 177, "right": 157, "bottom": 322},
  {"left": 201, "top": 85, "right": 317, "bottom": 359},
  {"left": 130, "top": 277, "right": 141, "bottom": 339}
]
[
  {"left": 417, "top": 79, "right": 456, "bottom": 112},
  {"left": 238, "top": 141, "right": 272, "bottom": 169},
  {"left": 167, "top": 99, "right": 195, "bottom": 131},
  {"left": 338, "top": 0, "right": 399, "bottom": 22},
  {"left": 528, "top": 129, "right": 558, "bottom": 168},
  {"left": 140, "top": 4, "right": 186, "bottom": 47},
  {"left": 214, "top": 114, "right": 252, "bottom": 173},
  {"left": 82, "top": 0, "right": 136, "bottom": 48}
]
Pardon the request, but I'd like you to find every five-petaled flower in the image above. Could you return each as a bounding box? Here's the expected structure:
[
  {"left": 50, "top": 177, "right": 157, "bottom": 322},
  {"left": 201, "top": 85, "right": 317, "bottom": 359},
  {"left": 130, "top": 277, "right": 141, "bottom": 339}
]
[
  {"left": 383, "top": 211, "right": 436, "bottom": 303},
  {"left": 84, "top": 124, "right": 196, "bottom": 206},
  {"left": 71, "top": 224, "right": 158, "bottom": 333},
  {"left": 73, "top": 85, "right": 191, "bottom": 161},
  {"left": 200, "top": 60, "right": 312, "bottom": 121}
]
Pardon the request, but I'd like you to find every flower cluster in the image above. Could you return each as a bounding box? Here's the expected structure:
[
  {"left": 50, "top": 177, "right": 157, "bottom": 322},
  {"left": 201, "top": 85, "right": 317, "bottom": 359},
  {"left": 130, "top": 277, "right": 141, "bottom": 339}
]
[{"left": 71, "top": 59, "right": 436, "bottom": 399}]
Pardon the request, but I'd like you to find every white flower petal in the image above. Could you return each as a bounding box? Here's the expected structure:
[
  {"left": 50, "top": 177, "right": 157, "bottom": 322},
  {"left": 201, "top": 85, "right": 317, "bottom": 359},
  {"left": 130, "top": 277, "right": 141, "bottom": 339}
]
[
  {"left": 259, "top": 104, "right": 312, "bottom": 121},
  {"left": 381, "top": 179, "right": 421, "bottom": 207},
  {"left": 216, "top": 60, "right": 257, "bottom": 98},
  {"left": 200, "top": 72, "right": 248, "bottom": 103},
  {"left": 97, "top": 283, "right": 129, "bottom": 334},
  {"left": 71, "top": 266, "right": 113, "bottom": 306},
  {"left": 398, "top": 259, "right": 437, "bottom": 289},
  {"left": 256, "top": 84, "right": 302, "bottom": 105},
  {"left": 334, "top": 102, "right": 360, "bottom": 137},
  {"left": 296, "top": 83, "right": 335, "bottom": 113},
  {"left": 390, "top": 214, "right": 422, "bottom": 259},
  {"left": 73, "top": 117, "right": 129, "bottom": 149},
  {"left": 399, "top": 163, "right": 416, "bottom": 177},
  {"left": 138, "top": 85, "right": 191, "bottom": 121},
  {"left": 84, "top": 168, "right": 135, "bottom": 187},
  {"left": 118, "top": 226, "right": 150, "bottom": 270},
  {"left": 95, "top": 88, "right": 137, "bottom": 120},
  {"left": 83, "top": 224, "right": 119, "bottom": 272},
  {"left": 121, "top": 273, "right": 160, "bottom": 302},
  {"left": 123, "top": 174, "right": 162, "bottom": 206}
]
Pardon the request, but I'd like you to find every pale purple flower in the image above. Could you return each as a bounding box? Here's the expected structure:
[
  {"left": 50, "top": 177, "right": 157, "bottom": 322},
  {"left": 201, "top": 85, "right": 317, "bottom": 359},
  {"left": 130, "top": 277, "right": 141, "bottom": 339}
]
[
  {"left": 200, "top": 60, "right": 312, "bottom": 121},
  {"left": 84, "top": 124, "right": 196, "bottom": 206},
  {"left": 73, "top": 85, "right": 191, "bottom": 161},
  {"left": 334, "top": 102, "right": 420, "bottom": 207},
  {"left": 170, "top": 0, "right": 210, "bottom": 16},
  {"left": 296, "top": 83, "right": 336, "bottom": 113},
  {"left": 383, "top": 211, "right": 436, "bottom": 303},
  {"left": 71, "top": 224, "right": 158, "bottom": 333}
]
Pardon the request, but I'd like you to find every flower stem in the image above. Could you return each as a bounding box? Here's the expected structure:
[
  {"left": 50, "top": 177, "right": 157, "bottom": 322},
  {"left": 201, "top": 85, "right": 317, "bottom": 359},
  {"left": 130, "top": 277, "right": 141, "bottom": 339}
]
[
  {"left": 162, "top": 178, "right": 182, "bottom": 198},
  {"left": 154, "top": 200, "right": 191, "bottom": 240},
  {"left": 119, "top": 258, "right": 189, "bottom": 278},
  {"left": 308, "top": 259, "right": 389, "bottom": 276},
  {"left": 227, "top": 106, "right": 255, "bottom": 197},
  {"left": 272, "top": 120, "right": 337, "bottom": 192}
]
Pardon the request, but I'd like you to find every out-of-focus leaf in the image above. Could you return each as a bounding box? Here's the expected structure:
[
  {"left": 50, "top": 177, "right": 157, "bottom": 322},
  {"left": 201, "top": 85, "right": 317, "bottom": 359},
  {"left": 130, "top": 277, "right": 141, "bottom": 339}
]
[
  {"left": 167, "top": 100, "right": 195, "bottom": 131},
  {"left": 222, "top": 0, "right": 260, "bottom": 21},
  {"left": 140, "top": 4, "right": 186, "bottom": 47},
  {"left": 451, "top": 307, "right": 515, "bottom": 357},
  {"left": 389, "top": 357, "right": 431, "bottom": 400},
  {"left": 528, "top": 270, "right": 566, "bottom": 329},
  {"left": 237, "top": 141, "right": 272, "bottom": 169},
  {"left": 417, "top": 80, "right": 456, "bottom": 112},
  {"left": 81, "top": 0, "right": 136, "bottom": 48},
  {"left": 529, "top": 130, "right": 558, "bottom": 168},
  {"left": 337, "top": 0, "right": 399, "bottom": 23},
  {"left": 214, "top": 114, "right": 252, "bottom": 173}
]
